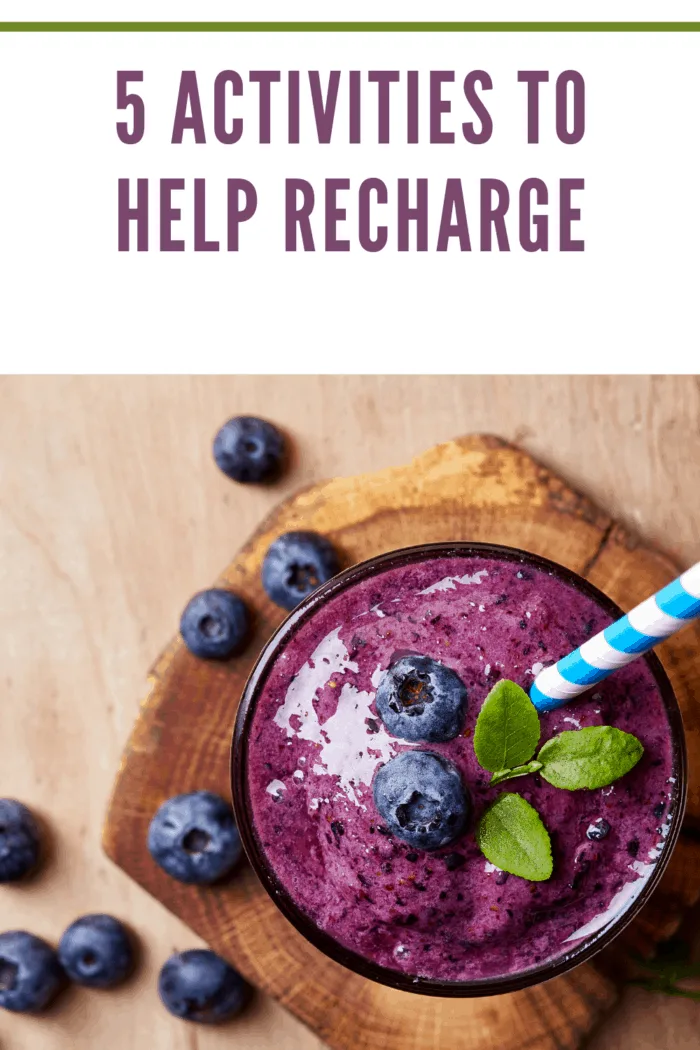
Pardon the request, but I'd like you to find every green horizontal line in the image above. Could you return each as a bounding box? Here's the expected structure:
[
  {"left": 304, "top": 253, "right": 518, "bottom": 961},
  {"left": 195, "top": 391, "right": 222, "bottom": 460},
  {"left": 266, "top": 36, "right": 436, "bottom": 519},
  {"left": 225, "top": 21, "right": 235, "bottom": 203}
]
[{"left": 0, "top": 21, "right": 699, "bottom": 32}]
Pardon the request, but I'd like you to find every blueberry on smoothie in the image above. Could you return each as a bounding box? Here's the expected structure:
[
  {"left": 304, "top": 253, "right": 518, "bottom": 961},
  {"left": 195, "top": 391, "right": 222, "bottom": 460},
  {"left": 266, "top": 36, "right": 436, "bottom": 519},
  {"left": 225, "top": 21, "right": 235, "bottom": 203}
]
[
  {"left": 372, "top": 751, "right": 470, "bottom": 851},
  {"left": 586, "top": 819, "right": 611, "bottom": 842},
  {"left": 0, "top": 931, "right": 64, "bottom": 1013},
  {"left": 180, "top": 589, "right": 249, "bottom": 659},
  {"left": 262, "top": 531, "right": 340, "bottom": 610},
  {"left": 442, "top": 851, "right": 467, "bottom": 871},
  {"left": 148, "top": 792, "right": 242, "bottom": 885},
  {"left": 0, "top": 799, "right": 41, "bottom": 883},
  {"left": 375, "top": 656, "right": 467, "bottom": 743},
  {"left": 158, "top": 949, "right": 250, "bottom": 1024},
  {"left": 58, "top": 915, "right": 133, "bottom": 988},
  {"left": 213, "top": 416, "right": 285, "bottom": 484}
]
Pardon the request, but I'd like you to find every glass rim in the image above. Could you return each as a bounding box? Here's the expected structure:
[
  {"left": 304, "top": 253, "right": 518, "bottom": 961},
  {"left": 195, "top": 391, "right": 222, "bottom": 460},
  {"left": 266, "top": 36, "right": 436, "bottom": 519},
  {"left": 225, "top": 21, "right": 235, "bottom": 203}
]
[{"left": 231, "top": 541, "right": 687, "bottom": 998}]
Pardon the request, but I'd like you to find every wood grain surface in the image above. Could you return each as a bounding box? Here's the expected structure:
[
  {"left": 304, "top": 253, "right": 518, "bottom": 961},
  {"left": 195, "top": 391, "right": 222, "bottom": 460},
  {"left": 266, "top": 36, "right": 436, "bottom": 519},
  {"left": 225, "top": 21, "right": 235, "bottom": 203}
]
[
  {"left": 1, "top": 375, "right": 699, "bottom": 1050},
  {"left": 102, "top": 431, "right": 698, "bottom": 1050}
]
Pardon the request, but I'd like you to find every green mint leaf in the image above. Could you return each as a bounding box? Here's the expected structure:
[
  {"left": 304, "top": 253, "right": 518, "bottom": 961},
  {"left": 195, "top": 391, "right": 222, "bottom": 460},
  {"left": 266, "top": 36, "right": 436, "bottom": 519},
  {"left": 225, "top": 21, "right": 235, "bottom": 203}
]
[
  {"left": 634, "top": 939, "right": 693, "bottom": 972},
  {"left": 631, "top": 943, "right": 700, "bottom": 983},
  {"left": 473, "top": 680, "right": 540, "bottom": 773},
  {"left": 630, "top": 981, "right": 700, "bottom": 1002},
  {"left": 476, "top": 792, "right": 553, "bottom": 882},
  {"left": 538, "top": 725, "right": 644, "bottom": 790},
  {"left": 489, "top": 761, "right": 543, "bottom": 786}
]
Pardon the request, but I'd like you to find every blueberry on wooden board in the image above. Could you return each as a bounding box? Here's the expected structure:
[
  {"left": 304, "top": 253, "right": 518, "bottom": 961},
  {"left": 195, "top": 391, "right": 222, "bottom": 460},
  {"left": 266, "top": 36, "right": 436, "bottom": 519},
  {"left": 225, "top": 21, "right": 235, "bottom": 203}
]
[
  {"left": 180, "top": 589, "right": 249, "bottom": 659},
  {"left": 58, "top": 914, "right": 134, "bottom": 989},
  {"left": 158, "top": 949, "right": 250, "bottom": 1024},
  {"left": 262, "top": 531, "right": 340, "bottom": 610},
  {"left": 148, "top": 792, "right": 242, "bottom": 885},
  {"left": 0, "top": 931, "right": 64, "bottom": 1013},
  {"left": 213, "top": 416, "right": 285, "bottom": 483},
  {"left": 0, "top": 799, "right": 41, "bottom": 882}
]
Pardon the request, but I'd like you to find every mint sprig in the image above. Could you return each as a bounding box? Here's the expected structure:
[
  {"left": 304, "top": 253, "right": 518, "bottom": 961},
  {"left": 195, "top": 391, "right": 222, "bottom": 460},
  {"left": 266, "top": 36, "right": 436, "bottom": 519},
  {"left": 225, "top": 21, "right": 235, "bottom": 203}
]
[
  {"left": 538, "top": 725, "right": 643, "bottom": 790},
  {"left": 477, "top": 793, "right": 553, "bottom": 882},
  {"left": 629, "top": 940, "right": 700, "bottom": 1000},
  {"left": 473, "top": 680, "right": 645, "bottom": 881},
  {"left": 489, "top": 760, "right": 543, "bottom": 786},
  {"left": 473, "top": 680, "right": 540, "bottom": 776}
]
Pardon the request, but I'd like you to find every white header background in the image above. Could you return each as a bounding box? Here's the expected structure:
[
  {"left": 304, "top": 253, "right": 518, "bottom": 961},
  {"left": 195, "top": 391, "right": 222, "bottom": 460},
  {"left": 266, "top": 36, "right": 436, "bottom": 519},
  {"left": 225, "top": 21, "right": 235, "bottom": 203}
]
[{"left": 0, "top": 27, "right": 698, "bottom": 372}]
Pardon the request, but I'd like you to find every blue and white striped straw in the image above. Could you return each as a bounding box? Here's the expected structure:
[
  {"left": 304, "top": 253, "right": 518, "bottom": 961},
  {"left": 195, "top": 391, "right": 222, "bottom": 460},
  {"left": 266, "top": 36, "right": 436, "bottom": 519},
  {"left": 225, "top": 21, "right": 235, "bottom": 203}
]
[{"left": 530, "top": 562, "right": 700, "bottom": 713}]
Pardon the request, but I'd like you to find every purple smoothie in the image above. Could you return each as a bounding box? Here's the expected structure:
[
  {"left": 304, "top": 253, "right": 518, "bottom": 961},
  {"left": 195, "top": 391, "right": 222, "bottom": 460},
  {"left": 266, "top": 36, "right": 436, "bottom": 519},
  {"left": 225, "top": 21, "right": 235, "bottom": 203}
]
[{"left": 244, "top": 552, "right": 680, "bottom": 983}]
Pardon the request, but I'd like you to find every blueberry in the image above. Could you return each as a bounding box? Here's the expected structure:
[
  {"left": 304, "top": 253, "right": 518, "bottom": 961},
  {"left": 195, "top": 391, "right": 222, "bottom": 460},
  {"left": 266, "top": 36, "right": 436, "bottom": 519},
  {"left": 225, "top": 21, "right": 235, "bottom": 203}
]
[
  {"left": 158, "top": 949, "right": 250, "bottom": 1024},
  {"left": 213, "top": 416, "right": 285, "bottom": 484},
  {"left": 442, "top": 851, "right": 467, "bottom": 871},
  {"left": 372, "top": 751, "right": 470, "bottom": 851},
  {"left": 262, "top": 531, "right": 340, "bottom": 611},
  {"left": 586, "top": 818, "right": 611, "bottom": 842},
  {"left": 58, "top": 915, "right": 133, "bottom": 989},
  {"left": 180, "top": 589, "right": 249, "bottom": 659},
  {"left": 375, "top": 656, "right": 467, "bottom": 743},
  {"left": 0, "top": 799, "right": 40, "bottom": 882},
  {"left": 0, "top": 931, "right": 63, "bottom": 1012},
  {"left": 148, "top": 792, "right": 242, "bottom": 885}
]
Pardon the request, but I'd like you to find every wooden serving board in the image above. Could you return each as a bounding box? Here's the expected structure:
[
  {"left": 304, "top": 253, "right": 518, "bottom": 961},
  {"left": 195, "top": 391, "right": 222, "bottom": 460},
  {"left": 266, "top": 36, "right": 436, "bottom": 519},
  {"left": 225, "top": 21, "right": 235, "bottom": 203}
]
[{"left": 103, "top": 435, "right": 700, "bottom": 1050}]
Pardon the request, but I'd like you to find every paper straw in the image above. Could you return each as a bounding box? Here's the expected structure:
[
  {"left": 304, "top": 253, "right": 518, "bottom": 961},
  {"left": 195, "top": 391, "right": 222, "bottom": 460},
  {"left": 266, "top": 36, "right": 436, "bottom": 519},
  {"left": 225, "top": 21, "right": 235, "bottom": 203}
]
[{"left": 530, "top": 562, "right": 700, "bottom": 713}]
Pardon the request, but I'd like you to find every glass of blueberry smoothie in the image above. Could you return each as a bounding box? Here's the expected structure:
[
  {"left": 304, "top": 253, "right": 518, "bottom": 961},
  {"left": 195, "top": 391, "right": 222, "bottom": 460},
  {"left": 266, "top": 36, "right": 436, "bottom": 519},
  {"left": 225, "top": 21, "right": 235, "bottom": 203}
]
[{"left": 232, "top": 543, "right": 686, "bottom": 996}]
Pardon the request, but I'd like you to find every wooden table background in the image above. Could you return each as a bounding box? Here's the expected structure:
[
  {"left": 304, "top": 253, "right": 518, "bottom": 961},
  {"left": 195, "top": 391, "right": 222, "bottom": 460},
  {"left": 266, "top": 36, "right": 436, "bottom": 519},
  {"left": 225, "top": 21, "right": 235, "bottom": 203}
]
[{"left": 1, "top": 374, "right": 699, "bottom": 1050}]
